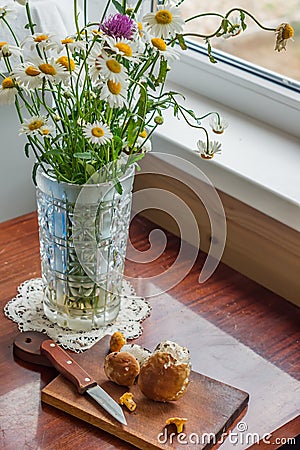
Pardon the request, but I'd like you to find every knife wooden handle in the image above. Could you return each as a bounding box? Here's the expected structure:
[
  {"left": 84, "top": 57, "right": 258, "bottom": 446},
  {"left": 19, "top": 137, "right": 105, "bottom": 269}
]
[{"left": 41, "top": 340, "right": 97, "bottom": 394}]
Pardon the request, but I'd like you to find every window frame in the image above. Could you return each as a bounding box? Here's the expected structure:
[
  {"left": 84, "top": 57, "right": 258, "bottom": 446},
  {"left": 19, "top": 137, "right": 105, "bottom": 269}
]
[{"left": 152, "top": 1, "right": 300, "bottom": 138}]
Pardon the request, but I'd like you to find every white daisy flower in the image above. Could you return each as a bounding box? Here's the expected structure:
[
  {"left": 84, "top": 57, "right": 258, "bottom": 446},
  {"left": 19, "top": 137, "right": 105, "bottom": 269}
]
[
  {"left": 40, "top": 124, "right": 54, "bottom": 136},
  {"left": 0, "top": 41, "right": 22, "bottom": 58},
  {"left": 56, "top": 55, "right": 76, "bottom": 73},
  {"left": 104, "top": 36, "right": 140, "bottom": 61},
  {"left": 209, "top": 115, "right": 228, "bottom": 134},
  {"left": 135, "top": 135, "right": 152, "bottom": 153},
  {"left": 87, "top": 42, "right": 104, "bottom": 82},
  {"left": 32, "top": 57, "right": 69, "bottom": 84},
  {"left": 11, "top": 62, "right": 43, "bottom": 90},
  {"left": 150, "top": 37, "right": 179, "bottom": 61},
  {"left": 142, "top": 1, "right": 184, "bottom": 39},
  {"left": 83, "top": 121, "right": 112, "bottom": 145},
  {"left": 56, "top": 36, "right": 86, "bottom": 54},
  {"left": 197, "top": 140, "right": 222, "bottom": 159},
  {"left": 99, "top": 79, "right": 128, "bottom": 108},
  {"left": 136, "top": 21, "right": 150, "bottom": 43},
  {"left": 21, "top": 33, "right": 58, "bottom": 52},
  {"left": 0, "top": 77, "right": 17, "bottom": 104},
  {"left": 96, "top": 52, "right": 128, "bottom": 83},
  {"left": 222, "top": 16, "right": 242, "bottom": 39},
  {"left": 19, "top": 116, "right": 48, "bottom": 136}
]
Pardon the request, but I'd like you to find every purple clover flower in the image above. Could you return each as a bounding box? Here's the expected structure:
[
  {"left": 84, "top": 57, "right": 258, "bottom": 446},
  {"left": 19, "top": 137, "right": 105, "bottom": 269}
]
[{"left": 100, "top": 13, "right": 137, "bottom": 40}]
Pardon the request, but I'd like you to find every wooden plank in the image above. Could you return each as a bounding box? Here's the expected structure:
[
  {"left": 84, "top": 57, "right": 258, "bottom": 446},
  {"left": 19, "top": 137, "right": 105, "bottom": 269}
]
[
  {"left": 134, "top": 156, "right": 300, "bottom": 306},
  {"left": 42, "top": 335, "right": 249, "bottom": 450}
]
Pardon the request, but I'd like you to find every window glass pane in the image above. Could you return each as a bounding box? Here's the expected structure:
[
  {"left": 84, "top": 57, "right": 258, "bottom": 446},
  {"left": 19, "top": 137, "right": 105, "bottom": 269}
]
[{"left": 178, "top": 0, "right": 300, "bottom": 82}]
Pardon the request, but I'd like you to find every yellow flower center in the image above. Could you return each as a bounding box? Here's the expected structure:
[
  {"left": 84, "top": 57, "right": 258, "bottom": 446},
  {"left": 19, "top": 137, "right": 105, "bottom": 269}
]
[
  {"left": 61, "top": 38, "right": 74, "bottom": 44},
  {"left": 39, "top": 63, "right": 57, "bottom": 76},
  {"left": 108, "top": 80, "right": 122, "bottom": 95},
  {"left": 92, "top": 29, "right": 102, "bottom": 36},
  {"left": 34, "top": 34, "right": 49, "bottom": 42},
  {"left": 155, "top": 9, "right": 173, "bottom": 25},
  {"left": 138, "top": 22, "right": 143, "bottom": 31},
  {"left": 0, "top": 41, "right": 8, "bottom": 49},
  {"left": 25, "top": 66, "right": 41, "bottom": 77},
  {"left": 28, "top": 119, "right": 44, "bottom": 131},
  {"left": 115, "top": 43, "right": 132, "bottom": 57},
  {"left": 151, "top": 37, "right": 167, "bottom": 51},
  {"left": 91, "top": 127, "right": 104, "bottom": 138},
  {"left": 2, "top": 77, "right": 14, "bottom": 89},
  {"left": 41, "top": 128, "right": 50, "bottom": 135},
  {"left": 57, "top": 56, "right": 75, "bottom": 71},
  {"left": 106, "top": 59, "right": 121, "bottom": 73},
  {"left": 283, "top": 24, "right": 294, "bottom": 39},
  {"left": 139, "top": 129, "right": 147, "bottom": 138}
]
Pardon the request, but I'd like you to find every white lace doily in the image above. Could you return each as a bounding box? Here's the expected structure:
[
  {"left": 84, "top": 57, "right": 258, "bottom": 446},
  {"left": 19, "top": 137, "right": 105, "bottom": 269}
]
[{"left": 4, "top": 278, "right": 151, "bottom": 352}]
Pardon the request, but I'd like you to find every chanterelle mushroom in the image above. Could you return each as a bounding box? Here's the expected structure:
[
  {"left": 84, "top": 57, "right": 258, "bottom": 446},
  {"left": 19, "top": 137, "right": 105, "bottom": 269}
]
[
  {"left": 119, "top": 392, "right": 137, "bottom": 411},
  {"left": 166, "top": 417, "right": 188, "bottom": 433}
]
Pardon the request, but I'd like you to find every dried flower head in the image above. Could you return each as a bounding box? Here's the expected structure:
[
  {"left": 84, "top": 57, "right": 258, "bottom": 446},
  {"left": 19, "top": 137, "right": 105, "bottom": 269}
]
[{"left": 275, "top": 23, "right": 294, "bottom": 52}]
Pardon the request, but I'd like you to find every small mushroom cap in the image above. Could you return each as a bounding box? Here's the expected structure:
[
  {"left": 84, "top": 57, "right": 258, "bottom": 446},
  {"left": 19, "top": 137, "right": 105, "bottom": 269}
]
[
  {"left": 110, "top": 331, "right": 127, "bottom": 352},
  {"left": 138, "top": 352, "right": 190, "bottom": 401},
  {"left": 154, "top": 340, "right": 191, "bottom": 367},
  {"left": 104, "top": 351, "right": 140, "bottom": 386},
  {"left": 120, "top": 343, "right": 152, "bottom": 367}
]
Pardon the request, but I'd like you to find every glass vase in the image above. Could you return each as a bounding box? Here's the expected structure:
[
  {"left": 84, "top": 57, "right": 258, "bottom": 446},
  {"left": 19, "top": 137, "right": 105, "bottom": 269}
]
[{"left": 36, "top": 163, "right": 135, "bottom": 331}]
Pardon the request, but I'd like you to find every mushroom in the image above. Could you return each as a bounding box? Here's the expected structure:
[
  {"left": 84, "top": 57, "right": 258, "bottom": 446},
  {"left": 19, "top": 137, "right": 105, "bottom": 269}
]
[
  {"left": 104, "top": 351, "right": 140, "bottom": 386},
  {"left": 119, "top": 392, "right": 137, "bottom": 411},
  {"left": 110, "top": 331, "right": 127, "bottom": 352},
  {"left": 154, "top": 340, "right": 191, "bottom": 367},
  {"left": 120, "top": 343, "right": 152, "bottom": 367},
  {"left": 138, "top": 351, "right": 190, "bottom": 401},
  {"left": 166, "top": 417, "right": 188, "bottom": 433}
]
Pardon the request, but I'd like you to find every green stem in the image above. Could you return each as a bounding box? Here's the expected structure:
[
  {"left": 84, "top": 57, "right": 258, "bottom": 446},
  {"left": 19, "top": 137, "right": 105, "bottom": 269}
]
[
  {"left": 101, "top": 0, "right": 112, "bottom": 21},
  {"left": 134, "top": 0, "right": 143, "bottom": 15},
  {"left": 225, "top": 8, "right": 276, "bottom": 31},
  {"left": 74, "top": 0, "right": 81, "bottom": 37},
  {"left": 2, "top": 17, "right": 21, "bottom": 48},
  {"left": 25, "top": 2, "right": 35, "bottom": 34},
  {"left": 185, "top": 12, "right": 224, "bottom": 24}
]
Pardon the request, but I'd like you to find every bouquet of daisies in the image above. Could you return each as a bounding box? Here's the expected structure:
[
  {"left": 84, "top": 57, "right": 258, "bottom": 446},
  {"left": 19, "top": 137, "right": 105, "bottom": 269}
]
[{"left": 0, "top": 0, "right": 294, "bottom": 184}]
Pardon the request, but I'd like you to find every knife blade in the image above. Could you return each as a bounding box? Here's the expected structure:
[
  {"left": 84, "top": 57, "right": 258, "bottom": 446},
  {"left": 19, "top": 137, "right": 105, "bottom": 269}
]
[{"left": 40, "top": 339, "right": 127, "bottom": 426}]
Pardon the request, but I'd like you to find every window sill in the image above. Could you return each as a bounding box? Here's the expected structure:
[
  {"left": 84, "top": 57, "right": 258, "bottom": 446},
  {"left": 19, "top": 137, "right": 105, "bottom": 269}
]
[{"left": 151, "top": 80, "right": 300, "bottom": 232}]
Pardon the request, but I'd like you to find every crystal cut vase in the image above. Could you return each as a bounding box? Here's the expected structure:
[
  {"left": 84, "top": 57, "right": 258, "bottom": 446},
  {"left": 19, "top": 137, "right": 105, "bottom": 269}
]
[{"left": 36, "top": 164, "right": 135, "bottom": 331}]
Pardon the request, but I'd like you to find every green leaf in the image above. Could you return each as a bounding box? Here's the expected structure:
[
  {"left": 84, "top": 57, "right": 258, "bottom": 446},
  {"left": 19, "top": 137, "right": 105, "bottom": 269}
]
[
  {"left": 32, "top": 162, "right": 39, "bottom": 185},
  {"left": 176, "top": 34, "right": 187, "bottom": 50},
  {"left": 156, "top": 59, "right": 168, "bottom": 85},
  {"left": 114, "top": 180, "right": 123, "bottom": 194},
  {"left": 24, "top": 23, "right": 36, "bottom": 30},
  {"left": 127, "top": 119, "right": 139, "bottom": 146},
  {"left": 146, "top": 77, "right": 156, "bottom": 91},
  {"left": 221, "top": 18, "right": 229, "bottom": 33},
  {"left": 85, "top": 163, "right": 96, "bottom": 177},
  {"left": 74, "top": 152, "right": 92, "bottom": 160},
  {"left": 127, "top": 153, "right": 145, "bottom": 166},
  {"left": 112, "top": 0, "right": 124, "bottom": 14},
  {"left": 24, "top": 143, "right": 31, "bottom": 158},
  {"left": 240, "top": 11, "right": 247, "bottom": 31},
  {"left": 206, "top": 39, "right": 217, "bottom": 64}
]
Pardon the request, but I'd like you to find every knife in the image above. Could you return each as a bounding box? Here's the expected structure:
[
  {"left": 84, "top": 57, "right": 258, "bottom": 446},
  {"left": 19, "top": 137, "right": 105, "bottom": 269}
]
[{"left": 41, "top": 339, "right": 127, "bottom": 426}]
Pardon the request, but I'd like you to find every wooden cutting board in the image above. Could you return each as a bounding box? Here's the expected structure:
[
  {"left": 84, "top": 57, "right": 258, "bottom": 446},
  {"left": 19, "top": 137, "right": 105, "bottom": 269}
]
[{"left": 41, "top": 335, "right": 249, "bottom": 450}]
